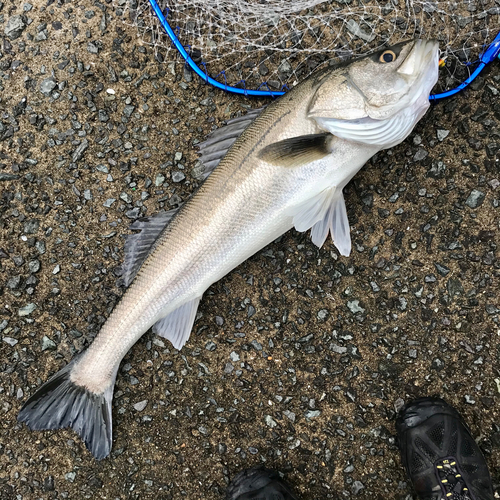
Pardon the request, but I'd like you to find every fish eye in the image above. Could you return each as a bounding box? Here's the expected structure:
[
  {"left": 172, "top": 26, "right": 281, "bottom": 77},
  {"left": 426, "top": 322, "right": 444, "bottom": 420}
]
[{"left": 379, "top": 50, "right": 396, "bottom": 63}]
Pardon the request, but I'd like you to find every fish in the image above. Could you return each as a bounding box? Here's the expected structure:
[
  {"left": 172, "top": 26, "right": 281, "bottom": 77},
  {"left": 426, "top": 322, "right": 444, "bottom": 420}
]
[{"left": 18, "top": 39, "right": 439, "bottom": 459}]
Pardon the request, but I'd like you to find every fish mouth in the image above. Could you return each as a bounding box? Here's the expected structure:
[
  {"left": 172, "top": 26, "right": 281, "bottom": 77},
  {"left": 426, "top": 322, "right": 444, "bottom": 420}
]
[
  {"left": 399, "top": 39, "right": 440, "bottom": 102},
  {"left": 365, "top": 38, "right": 439, "bottom": 119},
  {"left": 313, "top": 39, "right": 440, "bottom": 147},
  {"left": 398, "top": 39, "right": 439, "bottom": 78}
]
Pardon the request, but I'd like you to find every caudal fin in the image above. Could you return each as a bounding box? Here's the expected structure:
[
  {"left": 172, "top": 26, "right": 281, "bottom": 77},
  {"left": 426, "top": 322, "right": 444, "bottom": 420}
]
[{"left": 18, "top": 358, "right": 113, "bottom": 460}]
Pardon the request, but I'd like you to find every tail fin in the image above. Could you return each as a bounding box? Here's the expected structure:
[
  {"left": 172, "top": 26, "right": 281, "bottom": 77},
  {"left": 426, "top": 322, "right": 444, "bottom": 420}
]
[{"left": 18, "top": 358, "right": 113, "bottom": 460}]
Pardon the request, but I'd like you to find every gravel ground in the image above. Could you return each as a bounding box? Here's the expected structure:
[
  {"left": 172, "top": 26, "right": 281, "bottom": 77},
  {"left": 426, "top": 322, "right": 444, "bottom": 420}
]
[{"left": 1, "top": 1, "right": 499, "bottom": 499}]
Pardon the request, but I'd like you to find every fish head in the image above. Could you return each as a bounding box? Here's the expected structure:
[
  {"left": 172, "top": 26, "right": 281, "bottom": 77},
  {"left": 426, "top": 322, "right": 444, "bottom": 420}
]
[{"left": 308, "top": 39, "right": 440, "bottom": 148}]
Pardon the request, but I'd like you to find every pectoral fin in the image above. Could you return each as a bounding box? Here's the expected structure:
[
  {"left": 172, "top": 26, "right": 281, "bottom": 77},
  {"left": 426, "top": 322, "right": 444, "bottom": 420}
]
[
  {"left": 291, "top": 187, "right": 352, "bottom": 256},
  {"left": 153, "top": 297, "right": 202, "bottom": 350},
  {"left": 258, "top": 133, "right": 334, "bottom": 168}
]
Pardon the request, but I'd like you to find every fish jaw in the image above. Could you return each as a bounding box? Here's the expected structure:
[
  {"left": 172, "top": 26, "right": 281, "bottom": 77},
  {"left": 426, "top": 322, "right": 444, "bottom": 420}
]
[
  {"left": 361, "top": 39, "right": 440, "bottom": 120},
  {"left": 311, "top": 41, "right": 439, "bottom": 149}
]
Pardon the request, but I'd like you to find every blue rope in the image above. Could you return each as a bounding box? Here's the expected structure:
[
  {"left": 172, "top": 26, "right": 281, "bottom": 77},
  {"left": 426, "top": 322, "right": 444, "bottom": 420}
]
[
  {"left": 148, "top": 0, "right": 500, "bottom": 101},
  {"left": 148, "top": 0, "right": 285, "bottom": 97},
  {"left": 430, "top": 31, "right": 500, "bottom": 100}
]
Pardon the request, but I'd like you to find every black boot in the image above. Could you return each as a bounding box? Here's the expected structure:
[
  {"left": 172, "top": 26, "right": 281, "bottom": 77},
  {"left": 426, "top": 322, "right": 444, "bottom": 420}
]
[
  {"left": 226, "top": 467, "right": 299, "bottom": 500},
  {"left": 396, "top": 397, "right": 494, "bottom": 500}
]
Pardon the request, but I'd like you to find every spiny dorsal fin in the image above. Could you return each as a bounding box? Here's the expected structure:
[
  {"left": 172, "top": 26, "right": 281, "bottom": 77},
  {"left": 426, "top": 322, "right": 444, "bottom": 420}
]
[
  {"left": 197, "top": 107, "right": 266, "bottom": 176},
  {"left": 258, "top": 133, "right": 334, "bottom": 168},
  {"left": 121, "top": 209, "right": 179, "bottom": 287}
]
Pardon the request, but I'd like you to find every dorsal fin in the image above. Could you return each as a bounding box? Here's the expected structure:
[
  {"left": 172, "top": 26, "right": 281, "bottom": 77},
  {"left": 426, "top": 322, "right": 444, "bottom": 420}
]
[
  {"left": 197, "top": 107, "right": 265, "bottom": 176},
  {"left": 121, "top": 108, "right": 265, "bottom": 287},
  {"left": 121, "top": 209, "right": 179, "bottom": 287}
]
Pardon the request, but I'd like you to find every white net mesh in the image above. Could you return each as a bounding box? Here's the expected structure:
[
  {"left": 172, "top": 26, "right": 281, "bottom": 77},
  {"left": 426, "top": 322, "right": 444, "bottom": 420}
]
[{"left": 120, "top": 0, "right": 499, "bottom": 93}]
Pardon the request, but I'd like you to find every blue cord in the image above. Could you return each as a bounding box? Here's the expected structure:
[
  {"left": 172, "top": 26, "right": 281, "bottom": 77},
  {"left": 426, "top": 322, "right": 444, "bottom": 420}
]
[
  {"left": 430, "top": 31, "right": 500, "bottom": 100},
  {"left": 147, "top": 0, "right": 500, "bottom": 101},
  {"left": 148, "top": 0, "right": 284, "bottom": 97}
]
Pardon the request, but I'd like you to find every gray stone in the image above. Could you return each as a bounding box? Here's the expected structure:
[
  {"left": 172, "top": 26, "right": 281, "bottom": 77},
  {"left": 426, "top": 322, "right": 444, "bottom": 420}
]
[
  {"left": 120, "top": 192, "right": 132, "bottom": 204},
  {"left": 5, "top": 15, "right": 26, "bottom": 40},
  {"left": 7, "top": 276, "right": 22, "bottom": 290},
  {"left": 352, "top": 481, "right": 365, "bottom": 495},
  {"left": 347, "top": 300, "right": 365, "bottom": 314},
  {"left": 278, "top": 59, "right": 292, "bottom": 74},
  {"left": 465, "top": 189, "right": 485, "bottom": 208},
  {"left": 133, "top": 400, "right": 148, "bottom": 411},
  {"left": 126, "top": 208, "right": 140, "bottom": 219},
  {"left": 172, "top": 171, "right": 185, "bottom": 183},
  {"left": 413, "top": 148, "right": 428, "bottom": 161},
  {"left": 265, "top": 415, "right": 277, "bottom": 428},
  {"left": 40, "top": 77, "right": 57, "bottom": 95},
  {"left": 41, "top": 336, "right": 57, "bottom": 351},
  {"left": 250, "top": 340, "right": 262, "bottom": 351},
  {"left": 434, "top": 262, "right": 450, "bottom": 276},
  {"left": 305, "top": 410, "right": 321, "bottom": 418},
  {"left": 447, "top": 278, "right": 464, "bottom": 296},
  {"left": 0, "top": 173, "right": 20, "bottom": 181},
  {"left": 18, "top": 303, "right": 36, "bottom": 316},
  {"left": 87, "top": 42, "right": 99, "bottom": 54},
  {"left": 103, "top": 198, "right": 116, "bottom": 207},
  {"left": 205, "top": 341, "right": 216, "bottom": 351},
  {"left": 64, "top": 472, "right": 76, "bottom": 482},
  {"left": 317, "top": 309, "right": 328, "bottom": 320},
  {"left": 72, "top": 139, "right": 89, "bottom": 162},
  {"left": 437, "top": 129, "right": 449, "bottom": 141},
  {"left": 36, "top": 240, "right": 46, "bottom": 254},
  {"left": 28, "top": 259, "right": 40, "bottom": 273},
  {"left": 24, "top": 219, "right": 39, "bottom": 234},
  {"left": 123, "top": 105, "right": 135, "bottom": 117},
  {"left": 98, "top": 109, "right": 109, "bottom": 122}
]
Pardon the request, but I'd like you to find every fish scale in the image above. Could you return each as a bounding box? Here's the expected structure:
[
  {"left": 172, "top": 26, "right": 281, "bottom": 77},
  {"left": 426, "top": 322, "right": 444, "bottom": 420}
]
[{"left": 18, "top": 39, "right": 439, "bottom": 459}]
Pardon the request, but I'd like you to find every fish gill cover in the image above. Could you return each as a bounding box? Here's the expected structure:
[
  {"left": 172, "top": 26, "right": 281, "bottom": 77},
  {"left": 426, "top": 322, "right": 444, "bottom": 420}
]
[{"left": 118, "top": 0, "right": 499, "bottom": 95}]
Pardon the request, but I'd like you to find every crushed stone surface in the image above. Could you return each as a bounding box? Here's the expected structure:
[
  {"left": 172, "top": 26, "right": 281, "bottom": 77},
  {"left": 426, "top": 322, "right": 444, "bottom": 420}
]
[{"left": 0, "top": 1, "right": 499, "bottom": 499}]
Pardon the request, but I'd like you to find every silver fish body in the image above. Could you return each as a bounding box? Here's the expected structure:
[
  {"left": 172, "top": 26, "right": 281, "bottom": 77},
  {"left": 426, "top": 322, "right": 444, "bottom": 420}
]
[{"left": 19, "top": 39, "right": 439, "bottom": 459}]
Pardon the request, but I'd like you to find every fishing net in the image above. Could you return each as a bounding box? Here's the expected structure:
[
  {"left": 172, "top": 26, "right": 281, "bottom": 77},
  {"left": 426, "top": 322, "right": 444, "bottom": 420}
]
[{"left": 118, "top": 0, "right": 499, "bottom": 94}]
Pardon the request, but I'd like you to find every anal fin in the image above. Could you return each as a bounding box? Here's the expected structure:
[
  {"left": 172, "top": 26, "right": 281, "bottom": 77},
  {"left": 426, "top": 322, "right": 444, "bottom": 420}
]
[
  {"left": 291, "top": 187, "right": 352, "bottom": 256},
  {"left": 153, "top": 297, "right": 201, "bottom": 350}
]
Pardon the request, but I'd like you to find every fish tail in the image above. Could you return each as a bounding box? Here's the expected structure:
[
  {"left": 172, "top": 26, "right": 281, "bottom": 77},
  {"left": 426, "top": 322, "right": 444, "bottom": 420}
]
[{"left": 17, "top": 356, "right": 114, "bottom": 460}]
